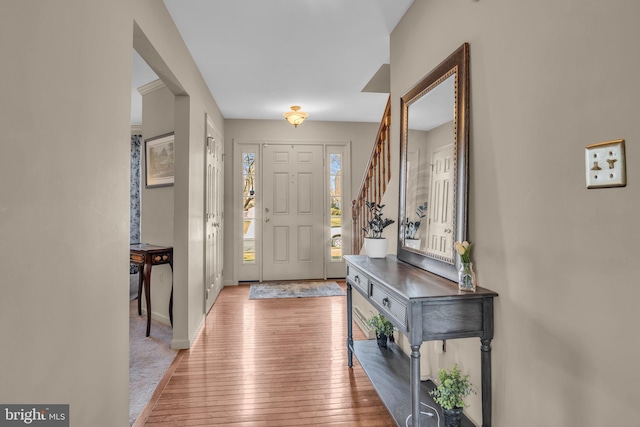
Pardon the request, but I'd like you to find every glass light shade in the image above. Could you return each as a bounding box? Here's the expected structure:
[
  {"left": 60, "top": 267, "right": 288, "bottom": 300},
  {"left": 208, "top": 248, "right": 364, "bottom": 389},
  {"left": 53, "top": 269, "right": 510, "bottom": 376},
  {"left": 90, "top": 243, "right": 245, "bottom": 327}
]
[{"left": 283, "top": 106, "right": 308, "bottom": 127}]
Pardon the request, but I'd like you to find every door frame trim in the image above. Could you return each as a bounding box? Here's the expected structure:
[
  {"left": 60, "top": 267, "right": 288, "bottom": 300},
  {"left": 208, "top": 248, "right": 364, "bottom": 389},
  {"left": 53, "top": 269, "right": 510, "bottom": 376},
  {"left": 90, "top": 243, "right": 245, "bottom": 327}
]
[{"left": 232, "top": 139, "right": 351, "bottom": 284}]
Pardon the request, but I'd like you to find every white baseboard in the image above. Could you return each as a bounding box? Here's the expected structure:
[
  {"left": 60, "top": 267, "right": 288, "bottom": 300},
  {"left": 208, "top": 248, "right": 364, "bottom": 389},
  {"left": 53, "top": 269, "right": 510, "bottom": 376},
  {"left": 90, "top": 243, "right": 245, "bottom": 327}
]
[
  {"left": 171, "top": 314, "right": 205, "bottom": 350},
  {"left": 141, "top": 308, "right": 171, "bottom": 326},
  {"left": 170, "top": 337, "right": 190, "bottom": 349},
  {"left": 353, "top": 305, "right": 376, "bottom": 339}
]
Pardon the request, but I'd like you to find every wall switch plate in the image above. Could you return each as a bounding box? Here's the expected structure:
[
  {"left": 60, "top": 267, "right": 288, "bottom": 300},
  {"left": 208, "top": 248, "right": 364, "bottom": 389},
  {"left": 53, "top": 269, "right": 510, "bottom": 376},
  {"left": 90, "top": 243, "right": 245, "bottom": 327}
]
[{"left": 585, "top": 139, "right": 626, "bottom": 188}]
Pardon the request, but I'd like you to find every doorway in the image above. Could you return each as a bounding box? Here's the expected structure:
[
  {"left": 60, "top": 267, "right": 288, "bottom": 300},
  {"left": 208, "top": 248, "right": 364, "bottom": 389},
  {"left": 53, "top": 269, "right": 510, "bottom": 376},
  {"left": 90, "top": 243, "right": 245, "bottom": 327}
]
[{"left": 235, "top": 141, "right": 350, "bottom": 282}]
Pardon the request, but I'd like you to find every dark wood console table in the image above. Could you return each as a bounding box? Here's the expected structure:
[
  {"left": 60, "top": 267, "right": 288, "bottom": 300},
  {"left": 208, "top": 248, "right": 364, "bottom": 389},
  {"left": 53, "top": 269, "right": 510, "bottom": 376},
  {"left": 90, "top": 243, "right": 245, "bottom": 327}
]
[
  {"left": 130, "top": 243, "right": 173, "bottom": 337},
  {"left": 344, "top": 255, "right": 498, "bottom": 427}
]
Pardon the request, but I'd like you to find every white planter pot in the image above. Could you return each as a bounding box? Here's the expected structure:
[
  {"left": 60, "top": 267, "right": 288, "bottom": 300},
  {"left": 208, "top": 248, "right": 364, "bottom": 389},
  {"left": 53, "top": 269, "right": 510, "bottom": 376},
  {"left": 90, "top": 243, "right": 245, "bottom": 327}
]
[
  {"left": 405, "top": 238, "right": 421, "bottom": 250},
  {"left": 364, "top": 238, "right": 388, "bottom": 258}
]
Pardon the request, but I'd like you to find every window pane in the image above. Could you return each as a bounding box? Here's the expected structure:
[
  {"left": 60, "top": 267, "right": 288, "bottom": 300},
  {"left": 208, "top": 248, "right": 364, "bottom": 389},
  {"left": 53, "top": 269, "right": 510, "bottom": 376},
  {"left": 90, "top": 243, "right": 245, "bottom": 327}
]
[
  {"left": 329, "top": 153, "right": 342, "bottom": 260},
  {"left": 243, "top": 175, "right": 255, "bottom": 197},
  {"left": 243, "top": 240, "right": 255, "bottom": 264},
  {"left": 330, "top": 154, "right": 341, "bottom": 175},
  {"left": 330, "top": 176, "right": 338, "bottom": 193},
  {"left": 243, "top": 153, "right": 255, "bottom": 174},
  {"left": 242, "top": 151, "right": 257, "bottom": 265}
]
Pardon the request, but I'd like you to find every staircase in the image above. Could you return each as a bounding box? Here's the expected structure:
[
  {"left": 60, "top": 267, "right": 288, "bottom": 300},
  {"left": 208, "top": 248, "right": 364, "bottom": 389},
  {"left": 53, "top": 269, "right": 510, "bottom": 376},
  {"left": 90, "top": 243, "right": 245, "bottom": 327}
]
[{"left": 351, "top": 96, "right": 392, "bottom": 254}]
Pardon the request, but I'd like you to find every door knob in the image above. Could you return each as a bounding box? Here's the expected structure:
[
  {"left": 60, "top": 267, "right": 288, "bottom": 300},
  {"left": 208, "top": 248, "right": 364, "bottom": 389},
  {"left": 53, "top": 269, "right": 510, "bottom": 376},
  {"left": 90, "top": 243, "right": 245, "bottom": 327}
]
[
  {"left": 265, "top": 208, "right": 270, "bottom": 213},
  {"left": 265, "top": 217, "right": 270, "bottom": 222}
]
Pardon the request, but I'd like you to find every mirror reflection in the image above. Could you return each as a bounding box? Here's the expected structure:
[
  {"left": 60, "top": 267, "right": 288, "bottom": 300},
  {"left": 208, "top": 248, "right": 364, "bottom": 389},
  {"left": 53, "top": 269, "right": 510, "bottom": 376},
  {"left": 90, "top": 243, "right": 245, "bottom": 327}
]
[
  {"left": 397, "top": 43, "right": 469, "bottom": 282},
  {"left": 404, "top": 73, "right": 455, "bottom": 262}
]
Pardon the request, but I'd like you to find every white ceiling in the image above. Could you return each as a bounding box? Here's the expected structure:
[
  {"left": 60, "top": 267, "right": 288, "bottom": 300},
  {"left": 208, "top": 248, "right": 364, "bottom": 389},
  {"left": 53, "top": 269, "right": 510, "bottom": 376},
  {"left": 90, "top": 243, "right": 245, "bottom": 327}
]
[{"left": 131, "top": 0, "right": 414, "bottom": 125}]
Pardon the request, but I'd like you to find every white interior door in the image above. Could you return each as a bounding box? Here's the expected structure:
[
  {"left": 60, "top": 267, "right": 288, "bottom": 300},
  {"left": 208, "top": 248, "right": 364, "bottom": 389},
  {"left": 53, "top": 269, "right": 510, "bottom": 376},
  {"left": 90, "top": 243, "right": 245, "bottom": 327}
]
[
  {"left": 262, "top": 144, "right": 324, "bottom": 281},
  {"left": 426, "top": 144, "right": 454, "bottom": 258},
  {"left": 205, "top": 117, "right": 224, "bottom": 312}
]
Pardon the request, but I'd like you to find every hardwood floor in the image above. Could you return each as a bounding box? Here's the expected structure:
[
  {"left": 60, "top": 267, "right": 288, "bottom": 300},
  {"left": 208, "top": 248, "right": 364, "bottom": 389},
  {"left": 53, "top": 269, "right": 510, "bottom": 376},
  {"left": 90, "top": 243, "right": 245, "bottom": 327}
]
[{"left": 139, "top": 281, "right": 395, "bottom": 426}]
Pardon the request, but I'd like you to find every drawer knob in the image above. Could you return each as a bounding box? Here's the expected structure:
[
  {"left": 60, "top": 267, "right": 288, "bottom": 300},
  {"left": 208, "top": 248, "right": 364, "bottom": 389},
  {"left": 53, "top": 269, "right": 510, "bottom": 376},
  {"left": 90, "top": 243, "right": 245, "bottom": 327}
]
[
  {"left": 354, "top": 275, "right": 360, "bottom": 283},
  {"left": 382, "top": 297, "right": 390, "bottom": 307}
]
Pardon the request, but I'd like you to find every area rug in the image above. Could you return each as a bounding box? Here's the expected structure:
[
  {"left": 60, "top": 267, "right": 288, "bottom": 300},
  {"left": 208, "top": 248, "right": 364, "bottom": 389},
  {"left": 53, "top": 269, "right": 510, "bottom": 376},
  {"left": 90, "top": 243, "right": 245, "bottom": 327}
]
[
  {"left": 129, "top": 274, "right": 178, "bottom": 426},
  {"left": 249, "top": 281, "right": 345, "bottom": 300}
]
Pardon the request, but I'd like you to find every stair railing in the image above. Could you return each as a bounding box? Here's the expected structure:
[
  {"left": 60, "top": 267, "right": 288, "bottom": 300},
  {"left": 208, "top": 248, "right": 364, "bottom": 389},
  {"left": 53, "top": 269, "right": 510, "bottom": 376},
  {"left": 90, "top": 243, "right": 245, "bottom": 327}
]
[{"left": 351, "top": 96, "right": 391, "bottom": 254}]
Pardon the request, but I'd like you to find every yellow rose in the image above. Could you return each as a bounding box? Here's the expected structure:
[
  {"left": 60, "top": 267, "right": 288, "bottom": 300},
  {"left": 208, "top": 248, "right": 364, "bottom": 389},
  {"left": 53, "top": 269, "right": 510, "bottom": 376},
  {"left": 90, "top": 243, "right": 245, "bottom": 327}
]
[{"left": 455, "top": 242, "right": 466, "bottom": 255}]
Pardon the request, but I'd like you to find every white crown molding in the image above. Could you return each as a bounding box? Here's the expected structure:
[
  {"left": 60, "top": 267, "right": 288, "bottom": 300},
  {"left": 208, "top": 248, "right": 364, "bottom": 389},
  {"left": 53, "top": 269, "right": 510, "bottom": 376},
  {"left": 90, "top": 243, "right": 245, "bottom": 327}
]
[{"left": 137, "top": 79, "right": 165, "bottom": 95}]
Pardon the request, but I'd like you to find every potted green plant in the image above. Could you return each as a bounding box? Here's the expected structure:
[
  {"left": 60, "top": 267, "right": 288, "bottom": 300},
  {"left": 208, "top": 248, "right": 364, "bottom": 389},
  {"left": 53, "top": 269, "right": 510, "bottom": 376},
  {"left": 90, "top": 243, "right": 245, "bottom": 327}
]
[
  {"left": 365, "top": 313, "right": 394, "bottom": 348},
  {"left": 362, "top": 201, "right": 395, "bottom": 258},
  {"left": 405, "top": 202, "right": 427, "bottom": 249},
  {"left": 429, "top": 364, "right": 475, "bottom": 427}
]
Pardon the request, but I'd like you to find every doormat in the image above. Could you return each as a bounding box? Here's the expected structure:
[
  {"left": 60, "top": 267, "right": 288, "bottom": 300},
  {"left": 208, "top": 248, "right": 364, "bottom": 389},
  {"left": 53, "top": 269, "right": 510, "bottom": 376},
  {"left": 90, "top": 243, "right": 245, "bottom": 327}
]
[{"left": 249, "top": 281, "right": 345, "bottom": 300}]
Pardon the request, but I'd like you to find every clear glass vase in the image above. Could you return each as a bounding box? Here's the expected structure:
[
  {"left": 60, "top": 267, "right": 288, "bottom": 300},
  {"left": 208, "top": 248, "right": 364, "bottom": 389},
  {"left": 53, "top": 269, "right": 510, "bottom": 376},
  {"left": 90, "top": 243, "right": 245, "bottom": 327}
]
[{"left": 458, "top": 262, "right": 476, "bottom": 292}]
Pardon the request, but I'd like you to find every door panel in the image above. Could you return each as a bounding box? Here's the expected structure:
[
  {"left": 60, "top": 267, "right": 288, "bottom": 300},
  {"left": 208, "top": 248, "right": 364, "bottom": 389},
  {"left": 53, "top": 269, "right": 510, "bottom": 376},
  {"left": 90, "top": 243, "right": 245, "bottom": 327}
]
[
  {"left": 205, "top": 117, "right": 224, "bottom": 312},
  {"left": 298, "top": 225, "right": 313, "bottom": 262},
  {"left": 273, "top": 172, "right": 289, "bottom": 213},
  {"left": 273, "top": 226, "right": 289, "bottom": 262},
  {"left": 263, "top": 144, "right": 323, "bottom": 281}
]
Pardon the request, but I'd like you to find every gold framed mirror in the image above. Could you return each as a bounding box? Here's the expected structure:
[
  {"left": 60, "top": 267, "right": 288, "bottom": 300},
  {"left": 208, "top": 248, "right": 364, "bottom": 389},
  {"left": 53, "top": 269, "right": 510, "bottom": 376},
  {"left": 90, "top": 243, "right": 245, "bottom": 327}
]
[{"left": 397, "top": 43, "right": 469, "bottom": 281}]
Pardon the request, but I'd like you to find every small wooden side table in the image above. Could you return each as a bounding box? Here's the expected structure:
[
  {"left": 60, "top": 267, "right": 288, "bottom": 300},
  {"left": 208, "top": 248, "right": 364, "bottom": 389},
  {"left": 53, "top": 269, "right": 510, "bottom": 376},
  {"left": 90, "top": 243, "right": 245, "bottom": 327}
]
[{"left": 130, "top": 243, "right": 173, "bottom": 337}]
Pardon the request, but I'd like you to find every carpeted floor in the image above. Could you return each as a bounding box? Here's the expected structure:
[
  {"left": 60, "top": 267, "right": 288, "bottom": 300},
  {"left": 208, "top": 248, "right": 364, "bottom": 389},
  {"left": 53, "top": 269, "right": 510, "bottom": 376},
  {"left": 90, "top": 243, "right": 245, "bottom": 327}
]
[
  {"left": 249, "top": 281, "right": 345, "bottom": 300},
  {"left": 129, "top": 273, "right": 177, "bottom": 426}
]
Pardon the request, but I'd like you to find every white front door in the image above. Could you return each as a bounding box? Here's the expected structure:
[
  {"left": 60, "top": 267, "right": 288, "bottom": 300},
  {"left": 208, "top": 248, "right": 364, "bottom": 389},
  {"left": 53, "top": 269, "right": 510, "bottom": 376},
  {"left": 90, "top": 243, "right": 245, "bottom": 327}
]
[
  {"left": 204, "top": 116, "right": 224, "bottom": 312},
  {"left": 262, "top": 144, "right": 324, "bottom": 281},
  {"left": 426, "top": 144, "right": 454, "bottom": 259}
]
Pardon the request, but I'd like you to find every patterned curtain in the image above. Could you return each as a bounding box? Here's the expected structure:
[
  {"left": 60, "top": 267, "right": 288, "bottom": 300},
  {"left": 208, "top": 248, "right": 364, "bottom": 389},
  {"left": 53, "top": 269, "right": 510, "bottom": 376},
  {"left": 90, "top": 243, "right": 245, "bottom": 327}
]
[{"left": 130, "top": 134, "right": 142, "bottom": 274}]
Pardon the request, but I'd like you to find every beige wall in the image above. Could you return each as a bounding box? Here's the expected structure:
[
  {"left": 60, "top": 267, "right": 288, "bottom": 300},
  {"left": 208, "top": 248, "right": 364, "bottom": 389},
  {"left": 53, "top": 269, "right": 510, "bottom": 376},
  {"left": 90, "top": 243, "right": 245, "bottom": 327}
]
[
  {"left": 140, "top": 83, "right": 175, "bottom": 325},
  {"left": 223, "top": 119, "right": 380, "bottom": 284},
  {"left": 392, "top": 0, "right": 640, "bottom": 425},
  {"left": 132, "top": 0, "right": 225, "bottom": 349},
  {"left": 0, "top": 1, "right": 132, "bottom": 425},
  {"left": 0, "top": 1, "right": 224, "bottom": 424}
]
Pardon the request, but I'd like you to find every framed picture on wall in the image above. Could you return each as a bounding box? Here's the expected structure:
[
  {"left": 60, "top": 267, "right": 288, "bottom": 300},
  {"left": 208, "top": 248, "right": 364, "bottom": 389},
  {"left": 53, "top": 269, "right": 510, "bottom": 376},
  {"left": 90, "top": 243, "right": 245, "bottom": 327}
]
[{"left": 145, "top": 132, "right": 175, "bottom": 188}]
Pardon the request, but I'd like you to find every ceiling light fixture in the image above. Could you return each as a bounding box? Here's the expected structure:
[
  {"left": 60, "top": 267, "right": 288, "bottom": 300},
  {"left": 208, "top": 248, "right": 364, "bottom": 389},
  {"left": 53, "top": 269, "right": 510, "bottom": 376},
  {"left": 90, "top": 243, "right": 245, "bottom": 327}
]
[{"left": 283, "top": 106, "right": 308, "bottom": 128}]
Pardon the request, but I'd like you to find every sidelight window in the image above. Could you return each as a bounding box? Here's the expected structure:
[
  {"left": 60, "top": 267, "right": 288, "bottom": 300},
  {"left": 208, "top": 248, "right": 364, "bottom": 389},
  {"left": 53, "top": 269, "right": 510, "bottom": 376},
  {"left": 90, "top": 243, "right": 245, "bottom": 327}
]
[
  {"left": 242, "top": 152, "right": 256, "bottom": 264},
  {"left": 329, "top": 153, "right": 343, "bottom": 261}
]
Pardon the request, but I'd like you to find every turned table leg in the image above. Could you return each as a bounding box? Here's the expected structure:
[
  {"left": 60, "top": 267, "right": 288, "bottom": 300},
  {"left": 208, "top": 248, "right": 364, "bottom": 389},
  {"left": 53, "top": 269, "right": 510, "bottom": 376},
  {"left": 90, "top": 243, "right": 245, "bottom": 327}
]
[
  {"left": 143, "top": 259, "right": 153, "bottom": 337},
  {"left": 481, "top": 338, "right": 493, "bottom": 427},
  {"left": 137, "top": 266, "right": 144, "bottom": 315},
  {"left": 410, "top": 344, "right": 421, "bottom": 427},
  {"left": 346, "top": 283, "right": 353, "bottom": 367}
]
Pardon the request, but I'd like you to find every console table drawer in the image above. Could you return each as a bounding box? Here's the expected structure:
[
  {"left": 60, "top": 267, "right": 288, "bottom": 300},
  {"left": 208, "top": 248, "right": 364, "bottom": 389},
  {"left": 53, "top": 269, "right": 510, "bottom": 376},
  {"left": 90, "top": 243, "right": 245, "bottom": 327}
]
[
  {"left": 347, "top": 264, "right": 369, "bottom": 295},
  {"left": 370, "top": 282, "right": 407, "bottom": 328},
  {"left": 152, "top": 253, "right": 171, "bottom": 264}
]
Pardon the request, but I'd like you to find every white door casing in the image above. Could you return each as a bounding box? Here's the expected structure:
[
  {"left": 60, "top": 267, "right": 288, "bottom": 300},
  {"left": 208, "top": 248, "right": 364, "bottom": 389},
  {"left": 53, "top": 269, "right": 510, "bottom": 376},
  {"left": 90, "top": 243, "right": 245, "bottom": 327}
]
[{"left": 262, "top": 144, "right": 324, "bottom": 281}]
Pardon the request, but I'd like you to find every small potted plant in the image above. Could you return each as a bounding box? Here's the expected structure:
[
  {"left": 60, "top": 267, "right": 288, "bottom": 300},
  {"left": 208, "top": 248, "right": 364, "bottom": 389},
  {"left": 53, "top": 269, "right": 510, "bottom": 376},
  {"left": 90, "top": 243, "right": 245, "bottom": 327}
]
[
  {"left": 365, "top": 313, "right": 395, "bottom": 348},
  {"left": 405, "top": 202, "right": 427, "bottom": 249},
  {"left": 362, "top": 201, "right": 395, "bottom": 258},
  {"left": 429, "top": 364, "right": 475, "bottom": 427}
]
